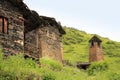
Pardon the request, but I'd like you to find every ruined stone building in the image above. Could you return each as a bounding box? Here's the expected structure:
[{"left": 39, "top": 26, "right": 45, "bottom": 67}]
[
  {"left": 89, "top": 35, "right": 104, "bottom": 62},
  {"left": 0, "top": 0, "right": 65, "bottom": 62}
]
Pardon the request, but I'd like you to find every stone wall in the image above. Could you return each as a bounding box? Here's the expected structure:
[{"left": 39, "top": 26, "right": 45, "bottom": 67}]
[
  {"left": 39, "top": 26, "right": 64, "bottom": 62},
  {"left": 0, "top": 0, "right": 24, "bottom": 56},
  {"left": 24, "top": 25, "right": 64, "bottom": 62},
  {"left": 89, "top": 42, "right": 104, "bottom": 62},
  {"left": 24, "top": 29, "right": 40, "bottom": 59}
]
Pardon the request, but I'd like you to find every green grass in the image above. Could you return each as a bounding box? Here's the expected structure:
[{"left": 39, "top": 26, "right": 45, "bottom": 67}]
[
  {"left": 62, "top": 27, "right": 120, "bottom": 80},
  {"left": 63, "top": 27, "right": 120, "bottom": 63},
  {"left": 0, "top": 48, "right": 41, "bottom": 80}
]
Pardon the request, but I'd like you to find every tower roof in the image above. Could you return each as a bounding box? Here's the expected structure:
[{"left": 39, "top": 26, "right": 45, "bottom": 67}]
[{"left": 89, "top": 35, "right": 102, "bottom": 43}]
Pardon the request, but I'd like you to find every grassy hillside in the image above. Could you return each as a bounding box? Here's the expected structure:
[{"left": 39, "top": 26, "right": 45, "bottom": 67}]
[
  {"left": 62, "top": 27, "right": 120, "bottom": 79},
  {"left": 63, "top": 27, "right": 120, "bottom": 64},
  {"left": 0, "top": 27, "right": 120, "bottom": 80}
]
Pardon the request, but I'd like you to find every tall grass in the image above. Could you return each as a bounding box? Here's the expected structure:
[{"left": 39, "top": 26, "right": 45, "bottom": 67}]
[{"left": 0, "top": 49, "right": 41, "bottom": 80}]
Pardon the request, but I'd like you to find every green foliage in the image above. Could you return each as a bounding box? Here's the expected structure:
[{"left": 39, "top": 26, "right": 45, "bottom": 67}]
[
  {"left": 42, "top": 71, "right": 56, "bottom": 80},
  {"left": 63, "top": 27, "right": 91, "bottom": 65},
  {"left": 40, "top": 57, "right": 63, "bottom": 70},
  {"left": 108, "top": 72, "right": 120, "bottom": 80},
  {"left": 0, "top": 49, "right": 41, "bottom": 80},
  {"left": 87, "top": 61, "right": 108, "bottom": 75},
  {"left": 63, "top": 27, "right": 120, "bottom": 64},
  {"left": 39, "top": 57, "right": 88, "bottom": 80},
  {"left": 103, "top": 41, "right": 120, "bottom": 57},
  {"left": 62, "top": 27, "right": 120, "bottom": 80},
  {"left": 63, "top": 27, "right": 85, "bottom": 45},
  {"left": 40, "top": 57, "right": 62, "bottom": 80}
]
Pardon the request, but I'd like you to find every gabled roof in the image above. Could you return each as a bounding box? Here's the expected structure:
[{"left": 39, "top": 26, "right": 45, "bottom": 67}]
[
  {"left": 40, "top": 16, "right": 66, "bottom": 34},
  {"left": 89, "top": 35, "right": 102, "bottom": 43},
  {"left": 5, "top": 0, "right": 65, "bottom": 34}
]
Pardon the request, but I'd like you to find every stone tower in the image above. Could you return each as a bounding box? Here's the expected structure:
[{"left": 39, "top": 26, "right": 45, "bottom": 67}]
[{"left": 89, "top": 35, "right": 104, "bottom": 62}]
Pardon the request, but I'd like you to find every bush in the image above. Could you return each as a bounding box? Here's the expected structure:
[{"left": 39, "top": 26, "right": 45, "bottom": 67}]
[
  {"left": 0, "top": 50, "right": 41, "bottom": 80},
  {"left": 42, "top": 71, "right": 56, "bottom": 80},
  {"left": 40, "top": 57, "right": 63, "bottom": 71},
  {"left": 40, "top": 58, "right": 62, "bottom": 80},
  {"left": 106, "top": 41, "right": 115, "bottom": 44},
  {"left": 108, "top": 72, "right": 120, "bottom": 80},
  {"left": 87, "top": 62, "right": 108, "bottom": 75}
]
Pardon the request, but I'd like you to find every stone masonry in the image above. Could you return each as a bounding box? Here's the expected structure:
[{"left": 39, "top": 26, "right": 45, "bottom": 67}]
[
  {"left": 0, "top": 0, "right": 24, "bottom": 56},
  {"left": 89, "top": 35, "right": 104, "bottom": 62},
  {"left": 0, "top": 0, "right": 65, "bottom": 62}
]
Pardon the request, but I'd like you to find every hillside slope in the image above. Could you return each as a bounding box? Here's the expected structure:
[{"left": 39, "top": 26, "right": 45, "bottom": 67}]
[
  {"left": 61, "top": 27, "right": 120, "bottom": 79},
  {"left": 63, "top": 27, "right": 120, "bottom": 65}
]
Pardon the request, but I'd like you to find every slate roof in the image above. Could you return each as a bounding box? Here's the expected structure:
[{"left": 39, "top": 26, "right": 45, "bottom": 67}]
[
  {"left": 89, "top": 35, "right": 102, "bottom": 42},
  {"left": 5, "top": 0, "right": 65, "bottom": 34}
]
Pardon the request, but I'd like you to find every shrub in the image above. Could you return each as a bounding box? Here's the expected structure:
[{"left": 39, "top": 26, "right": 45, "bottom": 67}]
[
  {"left": 40, "top": 57, "right": 63, "bottom": 71},
  {"left": 106, "top": 41, "right": 115, "bottom": 44},
  {"left": 0, "top": 69, "right": 16, "bottom": 80},
  {"left": 87, "top": 62, "right": 108, "bottom": 75},
  {"left": 108, "top": 72, "right": 120, "bottom": 80},
  {"left": 0, "top": 51, "right": 41, "bottom": 80},
  {"left": 42, "top": 71, "right": 56, "bottom": 80}
]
